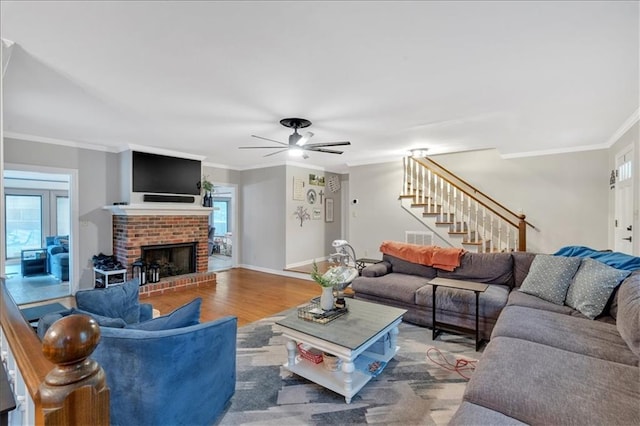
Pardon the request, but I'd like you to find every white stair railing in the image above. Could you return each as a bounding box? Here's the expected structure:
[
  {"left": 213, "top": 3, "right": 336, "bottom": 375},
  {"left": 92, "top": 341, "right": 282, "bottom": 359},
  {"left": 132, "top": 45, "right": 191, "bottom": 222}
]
[{"left": 401, "top": 156, "right": 531, "bottom": 252}]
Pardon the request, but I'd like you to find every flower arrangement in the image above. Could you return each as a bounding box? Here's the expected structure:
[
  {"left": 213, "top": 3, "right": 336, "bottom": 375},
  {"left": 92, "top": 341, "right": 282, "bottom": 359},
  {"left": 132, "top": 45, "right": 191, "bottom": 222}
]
[{"left": 311, "top": 261, "right": 337, "bottom": 288}]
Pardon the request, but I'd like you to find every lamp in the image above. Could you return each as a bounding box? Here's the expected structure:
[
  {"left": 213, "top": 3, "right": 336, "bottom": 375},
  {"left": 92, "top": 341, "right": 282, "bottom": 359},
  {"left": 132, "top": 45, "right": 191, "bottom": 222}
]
[{"left": 325, "top": 240, "right": 359, "bottom": 308}]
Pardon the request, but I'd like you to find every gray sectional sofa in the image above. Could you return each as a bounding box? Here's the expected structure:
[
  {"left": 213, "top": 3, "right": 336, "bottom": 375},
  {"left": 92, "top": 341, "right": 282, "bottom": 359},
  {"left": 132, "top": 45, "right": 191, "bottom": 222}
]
[
  {"left": 352, "top": 251, "right": 527, "bottom": 339},
  {"left": 352, "top": 249, "right": 640, "bottom": 425}
]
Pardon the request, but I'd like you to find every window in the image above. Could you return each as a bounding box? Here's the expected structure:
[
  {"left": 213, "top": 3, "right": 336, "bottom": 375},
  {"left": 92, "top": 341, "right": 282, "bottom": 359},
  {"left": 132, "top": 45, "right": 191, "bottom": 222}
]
[
  {"left": 5, "top": 194, "right": 43, "bottom": 259},
  {"left": 56, "top": 196, "right": 70, "bottom": 236},
  {"left": 213, "top": 200, "right": 229, "bottom": 235}
]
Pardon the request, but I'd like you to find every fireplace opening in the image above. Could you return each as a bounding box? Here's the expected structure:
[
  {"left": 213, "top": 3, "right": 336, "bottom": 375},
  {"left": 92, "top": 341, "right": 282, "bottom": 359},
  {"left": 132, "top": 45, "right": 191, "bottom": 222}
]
[{"left": 141, "top": 242, "right": 197, "bottom": 279}]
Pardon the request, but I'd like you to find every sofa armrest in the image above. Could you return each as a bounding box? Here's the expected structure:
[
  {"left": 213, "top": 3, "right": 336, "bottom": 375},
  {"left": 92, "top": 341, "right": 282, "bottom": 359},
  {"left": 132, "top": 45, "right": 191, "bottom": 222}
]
[
  {"left": 362, "top": 261, "right": 391, "bottom": 277},
  {"left": 139, "top": 303, "right": 153, "bottom": 321}
]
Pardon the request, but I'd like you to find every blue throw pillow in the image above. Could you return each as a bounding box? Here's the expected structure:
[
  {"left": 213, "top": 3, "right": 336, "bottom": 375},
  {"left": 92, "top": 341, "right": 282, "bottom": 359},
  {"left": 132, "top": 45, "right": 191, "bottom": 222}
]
[
  {"left": 519, "top": 254, "right": 582, "bottom": 305},
  {"left": 565, "top": 258, "right": 631, "bottom": 319},
  {"left": 75, "top": 278, "right": 141, "bottom": 324},
  {"left": 127, "top": 298, "right": 202, "bottom": 331}
]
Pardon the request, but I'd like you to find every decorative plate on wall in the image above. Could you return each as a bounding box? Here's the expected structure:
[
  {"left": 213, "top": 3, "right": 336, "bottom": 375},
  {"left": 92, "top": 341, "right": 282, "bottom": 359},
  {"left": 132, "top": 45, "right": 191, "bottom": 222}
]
[{"left": 307, "top": 189, "right": 317, "bottom": 204}]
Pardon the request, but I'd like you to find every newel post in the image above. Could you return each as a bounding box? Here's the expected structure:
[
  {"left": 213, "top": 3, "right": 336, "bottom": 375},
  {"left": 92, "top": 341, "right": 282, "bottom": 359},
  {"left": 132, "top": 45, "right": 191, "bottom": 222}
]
[
  {"left": 39, "top": 315, "right": 110, "bottom": 425},
  {"left": 518, "top": 214, "right": 527, "bottom": 252}
]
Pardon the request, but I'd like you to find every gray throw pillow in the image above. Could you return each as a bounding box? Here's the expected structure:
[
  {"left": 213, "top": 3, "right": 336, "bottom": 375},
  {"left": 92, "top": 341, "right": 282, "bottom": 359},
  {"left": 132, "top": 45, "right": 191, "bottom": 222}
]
[
  {"left": 565, "top": 258, "right": 631, "bottom": 319},
  {"left": 519, "top": 254, "right": 581, "bottom": 305}
]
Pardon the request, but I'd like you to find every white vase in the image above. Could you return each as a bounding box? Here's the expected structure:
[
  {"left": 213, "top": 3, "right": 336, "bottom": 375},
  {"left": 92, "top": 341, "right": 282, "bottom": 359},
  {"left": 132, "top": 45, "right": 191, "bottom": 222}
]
[{"left": 320, "top": 286, "right": 334, "bottom": 311}]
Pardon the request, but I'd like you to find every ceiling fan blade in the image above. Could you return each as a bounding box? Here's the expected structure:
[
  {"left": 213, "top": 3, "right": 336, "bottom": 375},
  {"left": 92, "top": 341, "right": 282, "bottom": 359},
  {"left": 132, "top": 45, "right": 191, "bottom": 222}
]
[
  {"left": 264, "top": 149, "right": 289, "bottom": 157},
  {"left": 305, "top": 147, "right": 344, "bottom": 154},
  {"left": 304, "top": 141, "right": 351, "bottom": 148},
  {"left": 251, "top": 135, "right": 288, "bottom": 146},
  {"left": 239, "top": 146, "right": 285, "bottom": 149}
]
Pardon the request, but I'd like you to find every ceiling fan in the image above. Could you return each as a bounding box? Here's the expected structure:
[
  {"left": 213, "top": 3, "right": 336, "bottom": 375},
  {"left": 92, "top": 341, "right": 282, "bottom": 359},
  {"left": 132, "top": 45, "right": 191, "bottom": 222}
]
[{"left": 239, "top": 118, "right": 350, "bottom": 158}]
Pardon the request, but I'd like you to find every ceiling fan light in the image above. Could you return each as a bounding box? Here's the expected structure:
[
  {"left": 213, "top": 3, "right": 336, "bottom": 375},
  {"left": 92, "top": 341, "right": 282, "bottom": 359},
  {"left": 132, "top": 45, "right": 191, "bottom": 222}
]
[
  {"left": 296, "top": 131, "right": 314, "bottom": 146},
  {"left": 289, "top": 148, "right": 304, "bottom": 157},
  {"left": 410, "top": 148, "right": 429, "bottom": 157}
]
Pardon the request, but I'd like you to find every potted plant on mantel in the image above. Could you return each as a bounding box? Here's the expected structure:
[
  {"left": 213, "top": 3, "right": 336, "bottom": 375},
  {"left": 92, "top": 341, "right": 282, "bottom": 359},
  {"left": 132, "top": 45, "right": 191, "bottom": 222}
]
[
  {"left": 311, "top": 261, "right": 338, "bottom": 311},
  {"left": 201, "top": 176, "right": 214, "bottom": 207}
]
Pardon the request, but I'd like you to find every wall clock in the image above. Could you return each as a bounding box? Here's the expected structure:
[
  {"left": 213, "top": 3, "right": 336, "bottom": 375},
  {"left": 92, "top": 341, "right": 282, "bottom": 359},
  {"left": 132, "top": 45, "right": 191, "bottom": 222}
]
[{"left": 307, "top": 189, "right": 317, "bottom": 204}]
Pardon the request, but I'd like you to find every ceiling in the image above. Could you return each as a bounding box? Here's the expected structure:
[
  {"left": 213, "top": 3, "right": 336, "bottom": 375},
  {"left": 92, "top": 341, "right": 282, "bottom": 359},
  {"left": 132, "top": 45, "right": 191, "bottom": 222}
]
[{"left": 1, "top": 1, "right": 638, "bottom": 172}]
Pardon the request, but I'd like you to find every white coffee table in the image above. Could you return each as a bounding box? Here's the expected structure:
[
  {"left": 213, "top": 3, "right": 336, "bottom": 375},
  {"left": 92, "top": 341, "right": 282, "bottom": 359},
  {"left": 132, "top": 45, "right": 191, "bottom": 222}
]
[{"left": 276, "top": 299, "right": 406, "bottom": 403}]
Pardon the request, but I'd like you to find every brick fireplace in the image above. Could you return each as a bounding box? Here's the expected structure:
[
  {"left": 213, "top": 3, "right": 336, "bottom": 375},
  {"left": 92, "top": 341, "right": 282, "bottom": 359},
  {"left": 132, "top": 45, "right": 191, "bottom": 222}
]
[{"left": 106, "top": 205, "right": 215, "bottom": 298}]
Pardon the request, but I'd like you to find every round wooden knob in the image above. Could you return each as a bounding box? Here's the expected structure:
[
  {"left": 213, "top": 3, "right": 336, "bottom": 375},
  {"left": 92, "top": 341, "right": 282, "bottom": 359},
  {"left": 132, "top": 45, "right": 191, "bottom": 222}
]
[{"left": 42, "top": 314, "right": 101, "bottom": 366}]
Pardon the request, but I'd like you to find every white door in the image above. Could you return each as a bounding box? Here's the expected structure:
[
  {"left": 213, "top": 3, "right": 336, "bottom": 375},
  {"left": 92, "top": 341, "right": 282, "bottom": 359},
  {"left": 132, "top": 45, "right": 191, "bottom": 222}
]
[{"left": 614, "top": 147, "right": 634, "bottom": 254}]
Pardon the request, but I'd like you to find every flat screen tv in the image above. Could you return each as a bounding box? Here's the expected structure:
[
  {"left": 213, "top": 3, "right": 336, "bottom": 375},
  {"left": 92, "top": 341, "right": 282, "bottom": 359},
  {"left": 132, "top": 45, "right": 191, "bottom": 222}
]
[{"left": 132, "top": 151, "right": 201, "bottom": 195}]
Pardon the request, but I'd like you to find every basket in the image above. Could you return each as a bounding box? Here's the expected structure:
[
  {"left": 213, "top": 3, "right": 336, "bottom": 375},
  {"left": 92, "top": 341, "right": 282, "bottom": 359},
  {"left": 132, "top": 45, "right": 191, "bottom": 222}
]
[
  {"left": 322, "top": 352, "right": 342, "bottom": 371},
  {"left": 297, "top": 343, "right": 323, "bottom": 364}
]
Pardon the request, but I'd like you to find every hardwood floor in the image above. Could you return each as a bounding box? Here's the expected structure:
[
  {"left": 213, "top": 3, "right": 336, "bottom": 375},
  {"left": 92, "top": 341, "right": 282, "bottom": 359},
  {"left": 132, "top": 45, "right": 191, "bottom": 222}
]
[
  {"left": 147, "top": 268, "right": 320, "bottom": 326},
  {"left": 18, "top": 268, "right": 332, "bottom": 327}
]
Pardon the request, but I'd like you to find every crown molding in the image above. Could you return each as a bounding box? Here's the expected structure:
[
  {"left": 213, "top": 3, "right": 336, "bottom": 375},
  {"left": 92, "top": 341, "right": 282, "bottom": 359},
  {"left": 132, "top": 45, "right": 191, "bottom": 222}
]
[
  {"left": 3, "top": 131, "right": 118, "bottom": 152},
  {"left": 605, "top": 108, "right": 639, "bottom": 147}
]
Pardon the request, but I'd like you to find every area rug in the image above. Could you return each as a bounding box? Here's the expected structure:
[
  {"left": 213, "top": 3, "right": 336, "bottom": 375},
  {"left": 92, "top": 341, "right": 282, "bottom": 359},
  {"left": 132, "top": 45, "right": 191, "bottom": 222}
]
[{"left": 218, "top": 314, "right": 482, "bottom": 425}]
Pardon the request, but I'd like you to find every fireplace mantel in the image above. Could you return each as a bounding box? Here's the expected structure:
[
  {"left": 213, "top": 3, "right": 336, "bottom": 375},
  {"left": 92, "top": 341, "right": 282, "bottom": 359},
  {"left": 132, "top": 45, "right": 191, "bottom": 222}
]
[{"left": 103, "top": 204, "right": 213, "bottom": 216}]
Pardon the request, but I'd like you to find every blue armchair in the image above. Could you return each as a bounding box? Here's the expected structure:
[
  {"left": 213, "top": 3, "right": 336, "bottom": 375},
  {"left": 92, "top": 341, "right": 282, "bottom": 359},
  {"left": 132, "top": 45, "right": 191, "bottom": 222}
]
[
  {"left": 38, "top": 280, "right": 237, "bottom": 425},
  {"left": 45, "top": 235, "right": 69, "bottom": 281},
  {"left": 94, "top": 315, "right": 237, "bottom": 426}
]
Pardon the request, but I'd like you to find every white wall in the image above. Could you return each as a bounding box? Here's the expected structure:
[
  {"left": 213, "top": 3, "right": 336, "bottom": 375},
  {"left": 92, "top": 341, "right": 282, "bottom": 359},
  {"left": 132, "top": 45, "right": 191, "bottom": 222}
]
[
  {"left": 284, "top": 166, "right": 344, "bottom": 266},
  {"left": 348, "top": 149, "right": 610, "bottom": 257},
  {"left": 239, "top": 166, "right": 286, "bottom": 269},
  {"left": 348, "top": 160, "right": 449, "bottom": 260}
]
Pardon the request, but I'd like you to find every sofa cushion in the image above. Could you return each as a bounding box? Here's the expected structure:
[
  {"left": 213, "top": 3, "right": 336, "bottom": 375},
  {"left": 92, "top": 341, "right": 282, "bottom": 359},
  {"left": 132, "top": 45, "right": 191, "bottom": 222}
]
[
  {"left": 415, "top": 283, "right": 510, "bottom": 320},
  {"left": 127, "top": 298, "right": 201, "bottom": 331},
  {"left": 351, "top": 273, "right": 430, "bottom": 304},
  {"left": 506, "top": 290, "right": 584, "bottom": 316},
  {"left": 565, "top": 258, "right": 631, "bottom": 319},
  {"left": 384, "top": 254, "right": 438, "bottom": 278},
  {"left": 518, "top": 254, "right": 581, "bottom": 304},
  {"left": 463, "top": 337, "right": 640, "bottom": 425},
  {"left": 491, "top": 305, "right": 638, "bottom": 366},
  {"left": 449, "top": 401, "right": 527, "bottom": 426},
  {"left": 616, "top": 273, "right": 640, "bottom": 358},
  {"left": 511, "top": 252, "right": 536, "bottom": 288},
  {"left": 436, "top": 252, "right": 514, "bottom": 286},
  {"left": 75, "top": 278, "right": 141, "bottom": 324},
  {"left": 361, "top": 261, "right": 391, "bottom": 277}
]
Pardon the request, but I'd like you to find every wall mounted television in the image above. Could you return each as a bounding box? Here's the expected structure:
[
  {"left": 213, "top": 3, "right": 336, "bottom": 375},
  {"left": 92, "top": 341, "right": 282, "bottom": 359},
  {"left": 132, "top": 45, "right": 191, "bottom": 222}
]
[{"left": 132, "top": 151, "right": 201, "bottom": 195}]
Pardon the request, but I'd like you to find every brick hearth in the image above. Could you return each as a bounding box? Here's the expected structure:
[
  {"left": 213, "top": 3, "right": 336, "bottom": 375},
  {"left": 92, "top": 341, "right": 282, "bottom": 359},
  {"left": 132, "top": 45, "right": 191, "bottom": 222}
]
[{"left": 110, "top": 212, "right": 215, "bottom": 293}]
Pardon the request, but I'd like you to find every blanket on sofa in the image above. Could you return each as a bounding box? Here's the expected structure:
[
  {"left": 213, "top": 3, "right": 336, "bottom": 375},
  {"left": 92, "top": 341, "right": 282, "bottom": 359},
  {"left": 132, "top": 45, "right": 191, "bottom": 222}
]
[{"left": 380, "top": 241, "right": 465, "bottom": 271}]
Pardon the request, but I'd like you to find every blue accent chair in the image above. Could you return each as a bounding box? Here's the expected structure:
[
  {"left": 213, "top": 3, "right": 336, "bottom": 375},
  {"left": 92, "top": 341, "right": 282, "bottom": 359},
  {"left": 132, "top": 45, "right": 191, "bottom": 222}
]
[
  {"left": 38, "top": 280, "right": 237, "bottom": 425},
  {"left": 45, "top": 235, "right": 70, "bottom": 281}
]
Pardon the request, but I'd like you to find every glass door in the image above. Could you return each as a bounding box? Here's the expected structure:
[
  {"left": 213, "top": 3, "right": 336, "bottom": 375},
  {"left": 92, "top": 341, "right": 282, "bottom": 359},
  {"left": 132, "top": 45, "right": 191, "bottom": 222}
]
[{"left": 4, "top": 193, "right": 44, "bottom": 260}]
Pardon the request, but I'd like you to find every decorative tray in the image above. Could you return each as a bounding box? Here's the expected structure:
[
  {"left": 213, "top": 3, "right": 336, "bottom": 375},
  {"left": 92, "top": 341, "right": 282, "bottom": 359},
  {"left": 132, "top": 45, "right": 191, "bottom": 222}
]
[{"left": 297, "top": 299, "right": 348, "bottom": 324}]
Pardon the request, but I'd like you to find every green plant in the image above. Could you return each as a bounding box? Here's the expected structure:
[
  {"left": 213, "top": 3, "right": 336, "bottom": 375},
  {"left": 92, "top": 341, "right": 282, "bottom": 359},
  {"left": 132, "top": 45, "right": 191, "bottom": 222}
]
[
  {"left": 311, "top": 261, "right": 337, "bottom": 288},
  {"left": 201, "top": 175, "right": 214, "bottom": 193}
]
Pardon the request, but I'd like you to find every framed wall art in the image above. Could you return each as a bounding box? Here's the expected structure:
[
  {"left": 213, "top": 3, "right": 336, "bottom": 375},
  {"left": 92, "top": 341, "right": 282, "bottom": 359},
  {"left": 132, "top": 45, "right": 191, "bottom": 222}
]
[{"left": 325, "top": 198, "right": 334, "bottom": 222}]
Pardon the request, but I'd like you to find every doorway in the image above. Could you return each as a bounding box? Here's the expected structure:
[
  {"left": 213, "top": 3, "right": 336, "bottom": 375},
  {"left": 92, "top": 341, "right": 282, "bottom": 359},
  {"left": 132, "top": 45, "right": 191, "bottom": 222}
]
[
  {"left": 208, "top": 185, "right": 236, "bottom": 271},
  {"left": 3, "top": 167, "right": 76, "bottom": 304},
  {"left": 614, "top": 146, "right": 634, "bottom": 255}
]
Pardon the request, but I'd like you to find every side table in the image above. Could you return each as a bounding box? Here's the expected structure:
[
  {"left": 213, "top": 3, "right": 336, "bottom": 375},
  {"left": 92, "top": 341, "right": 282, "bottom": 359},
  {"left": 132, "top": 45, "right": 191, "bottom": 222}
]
[
  {"left": 21, "top": 248, "right": 48, "bottom": 277},
  {"left": 94, "top": 268, "right": 128, "bottom": 288},
  {"left": 429, "top": 277, "right": 489, "bottom": 351}
]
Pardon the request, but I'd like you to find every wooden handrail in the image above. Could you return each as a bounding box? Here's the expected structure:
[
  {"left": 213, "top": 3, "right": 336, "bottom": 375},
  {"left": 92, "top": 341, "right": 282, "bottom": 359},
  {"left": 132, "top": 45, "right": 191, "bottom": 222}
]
[
  {"left": 417, "top": 156, "right": 535, "bottom": 229},
  {"left": 1, "top": 279, "right": 52, "bottom": 424},
  {"left": 1, "top": 279, "right": 109, "bottom": 424}
]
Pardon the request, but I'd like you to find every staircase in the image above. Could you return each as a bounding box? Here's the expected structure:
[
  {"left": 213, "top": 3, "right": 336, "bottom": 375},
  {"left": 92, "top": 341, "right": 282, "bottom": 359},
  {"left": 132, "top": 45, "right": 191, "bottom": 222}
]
[{"left": 400, "top": 156, "right": 532, "bottom": 253}]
